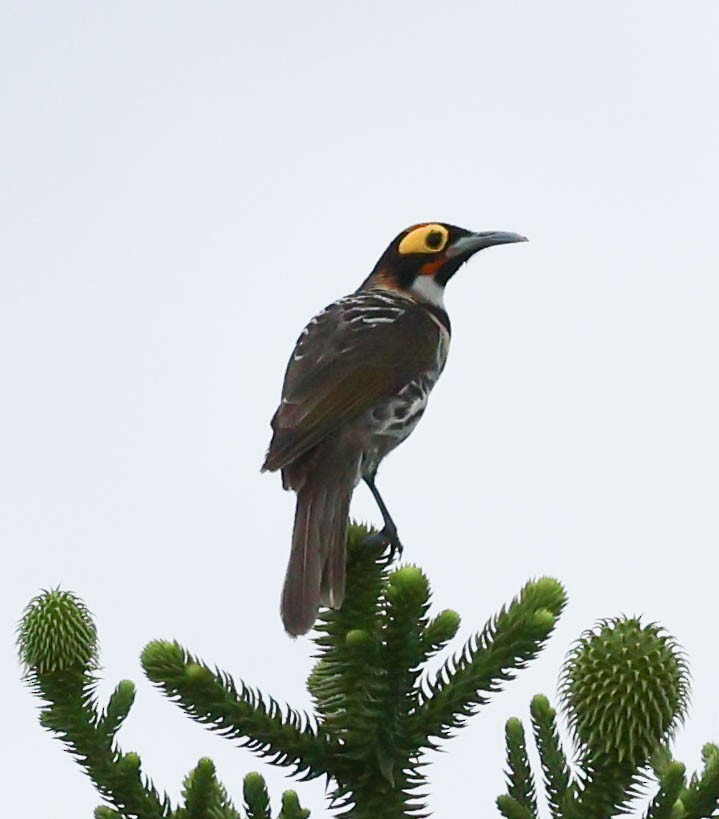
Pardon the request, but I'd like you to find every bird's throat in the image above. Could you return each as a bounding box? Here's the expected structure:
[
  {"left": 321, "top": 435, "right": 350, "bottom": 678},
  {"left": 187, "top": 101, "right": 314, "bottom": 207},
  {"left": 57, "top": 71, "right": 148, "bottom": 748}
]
[{"left": 409, "top": 275, "right": 446, "bottom": 309}]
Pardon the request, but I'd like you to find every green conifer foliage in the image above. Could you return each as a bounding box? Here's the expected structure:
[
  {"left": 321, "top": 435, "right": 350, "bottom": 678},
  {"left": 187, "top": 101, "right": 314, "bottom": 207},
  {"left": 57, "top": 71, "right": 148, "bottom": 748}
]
[
  {"left": 19, "top": 524, "right": 565, "bottom": 818},
  {"left": 561, "top": 618, "right": 690, "bottom": 816},
  {"left": 561, "top": 618, "right": 689, "bottom": 767},
  {"left": 497, "top": 617, "right": 719, "bottom": 819},
  {"left": 17, "top": 589, "right": 302, "bottom": 819},
  {"left": 21, "top": 527, "right": 717, "bottom": 817},
  {"left": 142, "top": 524, "right": 565, "bottom": 817}
]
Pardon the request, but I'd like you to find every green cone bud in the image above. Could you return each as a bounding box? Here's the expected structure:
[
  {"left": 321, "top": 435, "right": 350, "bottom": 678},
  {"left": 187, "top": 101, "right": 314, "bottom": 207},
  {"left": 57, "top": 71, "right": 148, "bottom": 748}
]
[
  {"left": 345, "top": 629, "right": 373, "bottom": 648},
  {"left": 243, "top": 771, "right": 265, "bottom": 791},
  {"left": 505, "top": 716, "right": 525, "bottom": 742},
  {"left": 99, "top": 679, "right": 136, "bottom": 736},
  {"left": 117, "top": 752, "right": 141, "bottom": 776},
  {"left": 521, "top": 577, "right": 567, "bottom": 617},
  {"left": 243, "top": 771, "right": 270, "bottom": 816},
  {"left": 425, "top": 609, "right": 461, "bottom": 644},
  {"left": 141, "top": 639, "right": 184, "bottom": 672},
  {"left": 530, "top": 694, "right": 552, "bottom": 718},
  {"left": 559, "top": 617, "right": 689, "bottom": 765},
  {"left": 532, "top": 608, "right": 555, "bottom": 632},
  {"left": 280, "top": 790, "right": 310, "bottom": 819},
  {"left": 387, "top": 565, "right": 429, "bottom": 602},
  {"left": 18, "top": 588, "right": 98, "bottom": 677},
  {"left": 114, "top": 679, "right": 136, "bottom": 701}
]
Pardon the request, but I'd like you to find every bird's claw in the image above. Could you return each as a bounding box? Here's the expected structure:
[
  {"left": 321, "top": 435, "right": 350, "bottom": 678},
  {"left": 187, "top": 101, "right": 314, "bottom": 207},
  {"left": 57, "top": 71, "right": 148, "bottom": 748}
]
[{"left": 363, "top": 526, "right": 403, "bottom": 562}]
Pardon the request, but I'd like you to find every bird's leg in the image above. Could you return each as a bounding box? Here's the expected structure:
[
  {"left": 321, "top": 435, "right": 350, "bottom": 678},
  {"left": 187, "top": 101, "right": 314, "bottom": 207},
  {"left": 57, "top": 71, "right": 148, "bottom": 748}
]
[{"left": 362, "top": 472, "right": 403, "bottom": 561}]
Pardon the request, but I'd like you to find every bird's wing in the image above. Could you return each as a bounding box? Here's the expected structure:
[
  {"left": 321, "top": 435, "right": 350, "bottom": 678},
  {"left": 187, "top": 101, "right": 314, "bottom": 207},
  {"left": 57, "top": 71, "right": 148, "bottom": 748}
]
[{"left": 262, "top": 293, "right": 445, "bottom": 472}]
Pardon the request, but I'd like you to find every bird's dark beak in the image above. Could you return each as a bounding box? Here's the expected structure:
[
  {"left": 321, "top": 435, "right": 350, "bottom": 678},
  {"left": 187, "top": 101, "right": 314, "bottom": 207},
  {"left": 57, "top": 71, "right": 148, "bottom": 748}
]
[{"left": 447, "top": 230, "right": 528, "bottom": 259}]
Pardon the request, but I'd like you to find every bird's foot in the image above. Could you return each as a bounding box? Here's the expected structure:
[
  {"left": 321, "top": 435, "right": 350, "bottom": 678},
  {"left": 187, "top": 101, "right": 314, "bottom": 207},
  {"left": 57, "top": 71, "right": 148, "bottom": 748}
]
[{"left": 363, "top": 525, "right": 403, "bottom": 562}]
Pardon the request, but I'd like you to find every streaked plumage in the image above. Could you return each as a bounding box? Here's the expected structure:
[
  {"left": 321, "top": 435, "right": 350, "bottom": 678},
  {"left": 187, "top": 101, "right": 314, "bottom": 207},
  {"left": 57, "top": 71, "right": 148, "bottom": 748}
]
[{"left": 263, "top": 222, "right": 526, "bottom": 635}]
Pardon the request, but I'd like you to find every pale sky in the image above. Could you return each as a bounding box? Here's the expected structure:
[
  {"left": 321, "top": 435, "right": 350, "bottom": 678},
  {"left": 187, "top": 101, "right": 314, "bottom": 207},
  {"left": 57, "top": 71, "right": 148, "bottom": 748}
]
[{"left": 2, "top": 2, "right": 718, "bottom": 817}]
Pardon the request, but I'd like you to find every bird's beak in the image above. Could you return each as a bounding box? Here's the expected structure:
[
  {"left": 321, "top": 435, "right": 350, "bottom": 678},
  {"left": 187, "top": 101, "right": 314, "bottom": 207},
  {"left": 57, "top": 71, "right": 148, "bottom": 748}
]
[{"left": 447, "top": 231, "right": 528, "bottom": 259}]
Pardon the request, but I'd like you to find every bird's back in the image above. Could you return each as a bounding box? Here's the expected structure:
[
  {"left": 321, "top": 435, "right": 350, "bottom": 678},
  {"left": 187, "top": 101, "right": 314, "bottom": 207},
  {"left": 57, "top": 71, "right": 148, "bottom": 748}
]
[{"left": 263, "top": 288, "right": 449, "bottom": 475}]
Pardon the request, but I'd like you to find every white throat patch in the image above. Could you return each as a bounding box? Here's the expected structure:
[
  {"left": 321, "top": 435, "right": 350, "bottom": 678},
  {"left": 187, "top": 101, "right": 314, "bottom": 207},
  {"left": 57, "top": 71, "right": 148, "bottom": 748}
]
[{"left": 410, "top": 275, "right": 446, "bottom": 309}]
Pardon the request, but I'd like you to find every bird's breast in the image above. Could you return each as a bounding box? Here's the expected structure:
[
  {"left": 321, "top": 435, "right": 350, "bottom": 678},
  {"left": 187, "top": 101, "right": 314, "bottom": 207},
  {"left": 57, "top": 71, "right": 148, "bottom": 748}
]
[{"left": 362, "top": 301, "right": 450, "bottom": 448}]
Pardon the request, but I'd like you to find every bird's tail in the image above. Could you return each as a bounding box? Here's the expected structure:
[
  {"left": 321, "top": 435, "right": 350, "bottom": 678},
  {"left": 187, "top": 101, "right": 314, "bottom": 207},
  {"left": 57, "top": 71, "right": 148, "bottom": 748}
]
[{"left": 281, "top": 478, "right": 352, "bottom": 636}]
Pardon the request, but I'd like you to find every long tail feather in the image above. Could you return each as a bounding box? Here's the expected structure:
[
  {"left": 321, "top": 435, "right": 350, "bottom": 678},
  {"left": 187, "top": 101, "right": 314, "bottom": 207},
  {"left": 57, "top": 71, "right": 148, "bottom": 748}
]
[
  {"left": 320, "top": 490, "right": 350, "bottom": 609},
  {"left": 280, "top": 481, "right": 351, "bottom": 636}
]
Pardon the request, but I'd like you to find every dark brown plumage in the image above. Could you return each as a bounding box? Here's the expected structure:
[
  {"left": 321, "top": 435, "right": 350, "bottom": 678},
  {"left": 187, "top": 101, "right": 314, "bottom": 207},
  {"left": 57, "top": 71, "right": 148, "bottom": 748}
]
[{"left": 263, "top": 222, "right": 526, "bottom": 635}]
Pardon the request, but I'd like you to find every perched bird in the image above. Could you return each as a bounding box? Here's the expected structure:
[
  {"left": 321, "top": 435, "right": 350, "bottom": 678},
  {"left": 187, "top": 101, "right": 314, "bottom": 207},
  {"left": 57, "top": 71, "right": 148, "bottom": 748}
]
[{"left": 263, "top": 222, "right": 526, "bottom": 635}]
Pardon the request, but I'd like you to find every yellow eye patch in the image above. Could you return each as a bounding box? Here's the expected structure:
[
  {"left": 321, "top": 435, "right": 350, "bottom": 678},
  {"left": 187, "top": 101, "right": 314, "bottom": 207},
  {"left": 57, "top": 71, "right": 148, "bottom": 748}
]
[{"left": 398, "top": 224, "right": 449, "bottom": 255}]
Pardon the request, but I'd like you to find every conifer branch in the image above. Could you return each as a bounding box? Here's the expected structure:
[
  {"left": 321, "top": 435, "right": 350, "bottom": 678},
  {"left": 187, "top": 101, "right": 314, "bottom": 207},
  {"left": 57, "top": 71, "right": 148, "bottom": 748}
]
[
  {"left": 175, "top": 758, "right": 240, "bottom": 819},
  {"left": 528, "top": 695, "right": 572, "bottom": 816},
  {"left": 243, "top": 772, "right": 272, "bottom": 819},
  {"left": 503, "top": 718, "right": 538, "bottom": 815},
  {"left": 679, "top": 744, "right": 719, "bottom": 819},
  {"left": 277, "top": 790, "right": 311, "bottom": 819},
  {"left": 498, "top": 617, "right": 707, "bottom": 819},
  {"left": 20, "top": 529, "right": 719, "bottom": 818},
  {"left": 18, "top": 589, "right": 308, "bottom": 819},
  {"left": 97, "top": 681, "right": 136, "bottom": 740},
  {"left": 496, "top": 796, "right": 537, "bottom": 819},
  {"left": 308, "top": 529, "right": 390, "bottom": 753},
  {"left": 372, "top": 566, "right": 433, "bottom": 787},
  {"left": 18, "top": 590, "right": 173, "bottom": 819},
  {"left": 561, "top": 618, "right": 689, "bottom": 817},
  {"left": 568, "top": 760, "right": 644, "bottom": 818},
  {"left": 141, "top": 640, "right": 334, "bottom": 779},
  {"left": 410, "top": 577, "right": 566, "bottom": 746},
  {"left": 644, "top": 760, "right": 686, "bottom": 819},
  {"left": 309, "top": 530, "right": 440, "bottom": 817}
]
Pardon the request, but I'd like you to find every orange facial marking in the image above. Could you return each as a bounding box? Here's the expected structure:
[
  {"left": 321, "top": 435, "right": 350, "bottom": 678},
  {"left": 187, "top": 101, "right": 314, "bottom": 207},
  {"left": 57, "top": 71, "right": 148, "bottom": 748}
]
[{"left": 419, "top": 258, "right": 446, "bottom": 277}]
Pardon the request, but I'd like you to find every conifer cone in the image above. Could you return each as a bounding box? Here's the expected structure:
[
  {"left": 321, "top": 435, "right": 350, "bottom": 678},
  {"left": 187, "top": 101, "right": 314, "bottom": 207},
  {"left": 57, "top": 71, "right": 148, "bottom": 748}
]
[{"left": 559, "top": 617, "right": 690, "bottom": 766}]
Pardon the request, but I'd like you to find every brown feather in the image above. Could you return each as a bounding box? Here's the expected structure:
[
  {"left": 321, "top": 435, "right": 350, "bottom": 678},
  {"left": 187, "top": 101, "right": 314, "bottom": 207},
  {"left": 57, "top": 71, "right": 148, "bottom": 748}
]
[
  {"left": 319, "top": 486, "right": 350, "bottom": 609},
  {"left": 263, "top": 294, "right": 444, "bottom": 473},
  {"left": 280, "top": 484, "right": 322, "bottom": 636},
  {"left": 280, "top": 473, "right": 353, "bottom": 636}
]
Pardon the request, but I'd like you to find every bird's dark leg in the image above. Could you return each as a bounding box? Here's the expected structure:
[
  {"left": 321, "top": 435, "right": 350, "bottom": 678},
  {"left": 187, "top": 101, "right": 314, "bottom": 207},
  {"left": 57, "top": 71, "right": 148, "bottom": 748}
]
[{"left": 363, "top": 472, "right": 403, "bottom": 561}]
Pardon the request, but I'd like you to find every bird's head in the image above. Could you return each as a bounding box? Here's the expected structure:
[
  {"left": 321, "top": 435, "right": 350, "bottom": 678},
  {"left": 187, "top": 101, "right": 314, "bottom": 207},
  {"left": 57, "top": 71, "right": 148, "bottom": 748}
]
[{"left": 360, "top": 222, "right": 527, "bottom": 309}]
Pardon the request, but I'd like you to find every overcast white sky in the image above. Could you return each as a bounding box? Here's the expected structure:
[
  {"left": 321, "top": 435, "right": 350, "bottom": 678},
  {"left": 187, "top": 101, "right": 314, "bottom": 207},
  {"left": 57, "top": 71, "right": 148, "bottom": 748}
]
[{"left": 2, "top": 2, "right": 718, "bottom": 817}]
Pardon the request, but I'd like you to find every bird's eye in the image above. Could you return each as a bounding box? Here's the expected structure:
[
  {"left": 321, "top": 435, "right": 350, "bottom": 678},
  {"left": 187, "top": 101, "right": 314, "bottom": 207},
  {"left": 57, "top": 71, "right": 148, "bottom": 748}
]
[{"left": 425, "top": 231, "right": 444, "bottom": 250}]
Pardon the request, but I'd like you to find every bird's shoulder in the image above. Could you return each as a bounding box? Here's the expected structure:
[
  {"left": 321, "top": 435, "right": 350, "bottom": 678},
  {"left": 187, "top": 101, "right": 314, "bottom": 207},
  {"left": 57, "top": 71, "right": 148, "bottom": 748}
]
[{"left": 282, "top": 289, "right": 448, "bottom": 392}]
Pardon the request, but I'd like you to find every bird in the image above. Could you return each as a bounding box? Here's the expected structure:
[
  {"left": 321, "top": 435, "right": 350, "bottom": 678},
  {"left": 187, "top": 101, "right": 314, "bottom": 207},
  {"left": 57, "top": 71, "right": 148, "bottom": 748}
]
[{"left": 263, "top": 222, "right": 527, "bottom": 635}]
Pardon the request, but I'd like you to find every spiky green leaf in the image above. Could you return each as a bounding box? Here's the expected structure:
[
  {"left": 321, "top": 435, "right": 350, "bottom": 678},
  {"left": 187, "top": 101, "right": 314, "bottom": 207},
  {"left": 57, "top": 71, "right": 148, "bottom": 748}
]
[{"left": 503, "top": 717, "right": 538, "bottom": 814}]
